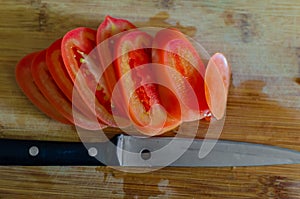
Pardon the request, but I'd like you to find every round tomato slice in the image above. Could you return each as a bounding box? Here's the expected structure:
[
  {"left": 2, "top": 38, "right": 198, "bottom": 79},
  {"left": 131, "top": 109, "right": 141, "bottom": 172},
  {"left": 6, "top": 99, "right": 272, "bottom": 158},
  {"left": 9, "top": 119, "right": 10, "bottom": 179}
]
[
  {"left": 46, "top": 38, "right": 106, "bottom": 127},
  {"left": 152, "top": 28, "right": 210, "bottom": 122},
  {"left": 61, "top": 27, "right": 128, "bottom": 127},
  {"left": 31, "top": 50, "right": 103, "bottom": 130},
  {"left": 15, "top": 52, "right": 70, "bottom": 124},
  {"left": 114, "top": 30, "right": 181, "bottom": 135},
  {"left": 205, "top": 53, "right": 231, "bottom": 120}
]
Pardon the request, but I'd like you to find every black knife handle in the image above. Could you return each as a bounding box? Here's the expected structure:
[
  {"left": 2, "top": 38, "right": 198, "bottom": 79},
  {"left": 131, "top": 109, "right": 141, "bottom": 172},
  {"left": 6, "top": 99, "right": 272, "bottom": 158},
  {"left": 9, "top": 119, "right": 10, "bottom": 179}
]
[{"left": 0, "top": 139, "right": 105, "bottom": 166}]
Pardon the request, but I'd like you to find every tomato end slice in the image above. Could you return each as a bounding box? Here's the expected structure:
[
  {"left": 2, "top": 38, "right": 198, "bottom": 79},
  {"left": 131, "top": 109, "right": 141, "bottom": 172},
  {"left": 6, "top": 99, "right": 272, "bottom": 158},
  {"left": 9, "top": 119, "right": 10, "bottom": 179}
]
[{"left": 205, "top": 53, "right": 231, "bottom": 120}]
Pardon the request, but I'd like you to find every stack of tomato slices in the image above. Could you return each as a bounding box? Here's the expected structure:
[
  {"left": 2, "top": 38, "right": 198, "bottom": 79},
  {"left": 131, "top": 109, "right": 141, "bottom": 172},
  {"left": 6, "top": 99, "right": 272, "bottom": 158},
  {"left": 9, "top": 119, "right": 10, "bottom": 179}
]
[{"left": 15, "top": 15, "right": 231, "bottom": 136}]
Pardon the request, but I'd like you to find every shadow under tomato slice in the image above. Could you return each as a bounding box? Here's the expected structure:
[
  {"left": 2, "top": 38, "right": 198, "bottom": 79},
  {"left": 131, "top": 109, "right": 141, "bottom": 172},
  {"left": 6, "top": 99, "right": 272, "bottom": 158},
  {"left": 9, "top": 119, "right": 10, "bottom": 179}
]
[
  {"left": 61, "top": 27, "right": 129, "bottom": 127},
  {"left": 152, "top": 28, "right": 210, "bottom": 122},
  {"left": 15, "top": 52, "right": 70, "bottom": 124},
  {"left": 31, "top": 50, "right": 103, "bottom": 130},
  {"left": 114, "top": 30, "right": 181, "bottom": 135},
  {"left": 46, "top": 38, "right": 107, "bottom": 128}
]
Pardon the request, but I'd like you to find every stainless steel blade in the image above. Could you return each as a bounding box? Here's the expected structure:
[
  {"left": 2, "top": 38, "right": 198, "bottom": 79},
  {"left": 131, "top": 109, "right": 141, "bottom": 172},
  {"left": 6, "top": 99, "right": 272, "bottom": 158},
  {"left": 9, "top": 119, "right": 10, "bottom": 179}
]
[{"left": 116, "top": 135, "right": 300, "bottom": 167}]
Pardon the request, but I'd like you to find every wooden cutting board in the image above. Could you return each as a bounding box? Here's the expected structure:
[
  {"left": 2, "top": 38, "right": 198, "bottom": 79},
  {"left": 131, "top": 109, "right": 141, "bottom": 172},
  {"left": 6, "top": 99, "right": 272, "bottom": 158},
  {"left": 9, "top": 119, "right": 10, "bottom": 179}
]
[{"left": 0, "top": 0, "right": 299, "bottom": 198}]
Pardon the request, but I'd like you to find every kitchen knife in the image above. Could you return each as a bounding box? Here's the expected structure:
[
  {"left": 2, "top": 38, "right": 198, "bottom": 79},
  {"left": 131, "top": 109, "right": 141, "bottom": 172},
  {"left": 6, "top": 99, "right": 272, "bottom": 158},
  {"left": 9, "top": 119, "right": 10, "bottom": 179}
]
[{"left": 1, "top": 134, "right": 300, "bottom": 167}]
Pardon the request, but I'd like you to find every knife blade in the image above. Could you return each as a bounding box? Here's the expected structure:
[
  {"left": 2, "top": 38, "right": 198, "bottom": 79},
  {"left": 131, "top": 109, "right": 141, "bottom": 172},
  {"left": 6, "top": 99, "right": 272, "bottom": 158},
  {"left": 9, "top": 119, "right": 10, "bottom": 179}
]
[{"left": 1, "top": 134, "right": 300, "bottom": 167}]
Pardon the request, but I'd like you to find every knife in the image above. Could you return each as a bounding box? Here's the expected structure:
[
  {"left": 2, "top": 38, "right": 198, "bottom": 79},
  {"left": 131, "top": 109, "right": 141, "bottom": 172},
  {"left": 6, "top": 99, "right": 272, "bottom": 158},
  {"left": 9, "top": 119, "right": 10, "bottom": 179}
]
[{"left": 1, "top": 134, "right": 300, "bottom": 167}]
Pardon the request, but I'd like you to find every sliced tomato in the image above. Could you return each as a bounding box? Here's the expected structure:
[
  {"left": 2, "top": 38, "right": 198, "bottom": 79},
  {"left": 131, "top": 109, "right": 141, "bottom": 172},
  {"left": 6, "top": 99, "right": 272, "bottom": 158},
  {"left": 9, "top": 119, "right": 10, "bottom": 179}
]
[
  {"left": 61, "top": 28, "right": 97, "bottom": 81},
  {"left": 96, "top": 17, "right": 136, "bottom": 90},
  {"left": 15, "top": 52, "right": 70, "bottom": 124},
  {"left": 96, "top": 15, "right": 136, "bottom": 93},
  {"left": 31, "top": 50, "right": 103, "bottom": 130},
  {"left": 61, "top": 27, "right": 128, "bottom": 127},
  {"left": 46, "top": 38, "right": 106, "bottom": 127},
  {"left": 96, "top": 16, "right": 137, "bottom": 125},
  {"left": 205, "top": 53, "right": 231, "bottom": 119},
  {"left": 114, "top": 30, "right": 181, "bottom": 135},
  {"left": 46, "top": 38, "right": 73, "bottom": 101},
  {"left": 97, "top": 15, "right": 136, "bottom": 45},
  {"left": 152, "top": 28, "right": 210, "bottom": 122}
]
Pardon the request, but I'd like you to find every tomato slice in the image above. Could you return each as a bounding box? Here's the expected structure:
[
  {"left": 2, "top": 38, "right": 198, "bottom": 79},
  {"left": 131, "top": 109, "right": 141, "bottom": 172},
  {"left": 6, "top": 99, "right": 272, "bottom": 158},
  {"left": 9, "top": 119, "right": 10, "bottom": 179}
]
[
  {"left": 61, "top": 28, "right": 97, "bottom": 81},
  {"left": 46, "top": 38, "right": 106, "bottom": 127},
  {"left": 46, "top": 38, "right": 73, "bottom": 101},
  {"left": 61, "top": 27, "right": 127, "bottom": 127},
  {"left": 114, "top": 30, "right": 181, "bottom": 135},
  {"left": 96, "top": 16, "right": 137, "bottom": 126},
  {"left": 31, "top": 50, "right": 103, "bottom": 130},
  {"left": 96, "top": 17, "right": 136, "bottom": 89},
  {"left": 152, "top": 28, "right": 210, "bottom": 122},
  {"left": 205, "top": 53, "right": 231, "bottom": 119},
  {"left": 15, "top": 52, "right": 70, "bottom": 124},
  {"left": 96, "top": 15, "right": 136, "bottom": 83},
  {"left": 97, "top": 15, "right": 136, "bottom": 45}
]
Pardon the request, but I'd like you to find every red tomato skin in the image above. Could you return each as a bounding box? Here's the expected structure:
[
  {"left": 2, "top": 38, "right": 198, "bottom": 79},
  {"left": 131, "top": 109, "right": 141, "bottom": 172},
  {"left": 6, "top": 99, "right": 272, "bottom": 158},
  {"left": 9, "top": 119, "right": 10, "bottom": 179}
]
[
  {"left": 31, "top": 50, "right": 104, "bottom": 130},
  {"left": 15, "top": 52, "right": 70, "bottom": 124},
  {"left": 152, "top": 28, "right": 209, "bottom": 122}
]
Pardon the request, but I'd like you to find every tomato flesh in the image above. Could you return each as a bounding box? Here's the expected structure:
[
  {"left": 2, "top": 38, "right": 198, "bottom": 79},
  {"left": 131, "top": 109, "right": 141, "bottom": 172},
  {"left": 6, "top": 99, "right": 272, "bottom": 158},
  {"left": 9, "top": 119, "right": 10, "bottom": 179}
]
[
  {"left": 115, "top": 31, "right": 153, "bottom": 124},
  {"left": 15, "top": 52, "right": 70, "bottom": 124},
  {"left": 46, "top": 38, "right": 107, "bottom": 128},
  {"left": 61, "top": 27, "right": 121, "bottom": 126},
  {"left": 96, "top": 16, "right": 136, "bottom": 96},
  {"left": 205, "top": 53, "right": 231, "bottom": 119},
  {"left": 115, "top": 30, "right": 181, "bottom": 135},
  {"left": 96, "top": 16, "right": 137, "bottom": 125},
  {"left": 97, "top": 15, "right": 136, "bottom": 45},
  {"left": 46, "top": 38, "right": 75, "bottom": 101},
  {"left": 31, "top": 50, "right": 102, "bottom": 130},
  {"left": 128, "top": 49, "right": 158, "bottom": 112},
  {"left": 152, "top": 28, "right": 209, "bottom": 122}
]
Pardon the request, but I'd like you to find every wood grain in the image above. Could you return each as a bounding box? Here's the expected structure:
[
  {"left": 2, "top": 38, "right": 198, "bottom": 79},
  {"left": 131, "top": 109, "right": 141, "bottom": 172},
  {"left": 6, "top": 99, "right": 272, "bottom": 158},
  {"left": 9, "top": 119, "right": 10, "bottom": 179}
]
[
  {"left": 1, "top": 165, "right": 300, "bottom": 198},
  {"left": 0, "top": 0, "right": 300, "bottom": 198}
]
